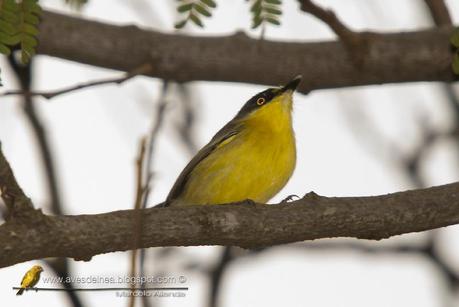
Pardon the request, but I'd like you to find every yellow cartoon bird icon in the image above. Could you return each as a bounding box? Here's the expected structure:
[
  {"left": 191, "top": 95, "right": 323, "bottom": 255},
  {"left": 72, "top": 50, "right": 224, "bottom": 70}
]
[{"left": 16, "top": 265, "right": 43, "bottom": 295}]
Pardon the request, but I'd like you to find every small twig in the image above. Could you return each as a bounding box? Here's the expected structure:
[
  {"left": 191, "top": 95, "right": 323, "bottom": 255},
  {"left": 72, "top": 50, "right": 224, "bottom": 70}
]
[
  {"left": 299, "top": 0, "right": 356, "bottom": 42},
  {"left": 298, "top": 0, "right": 369, "bottom": 66},
  {"left": 175, "top": 84, "right": 199, "bottom": 155},
  {"left": 424, "top": 0, "right": 452, "bottom": 26},
  {"left": 129, "top": 138, "right": 147, "bottom": 307},
  {"left": 137, "top": 82, "right": 170, "bottom": 304},
  {"left": 141, "top": 82, "right": 169, "bottom": 209},
  {"left": 0, "top": 63, "right": 153, "bottom": 100}
]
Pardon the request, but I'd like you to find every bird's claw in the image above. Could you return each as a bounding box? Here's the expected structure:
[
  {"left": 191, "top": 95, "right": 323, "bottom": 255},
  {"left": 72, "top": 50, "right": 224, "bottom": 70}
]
[
  {"left": 281, "top": 194, "right": 300, "bottom": 203},
  {"left": 243, "top": 199, "right": 257, "bottom": 206}
]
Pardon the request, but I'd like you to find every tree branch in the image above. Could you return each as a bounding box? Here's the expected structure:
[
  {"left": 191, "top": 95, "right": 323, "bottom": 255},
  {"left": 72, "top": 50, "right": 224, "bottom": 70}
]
[
  {"left": 1, "top": 181, "right": 459, "bottom": 268},
  {"left": 298, "top": 0, "right": 370, "bottom": 66},
  {"left": 0, "top": 144, "right": 34, "bottom": 216},
  {"left": 36, "top": 10, "right": 456, "bottom": 93},
  {"left": 424, "top": 0, "right": 452, "bottom": 26},
  {"left": 0, "top": 63, "right": 153, "bottom": 100}
]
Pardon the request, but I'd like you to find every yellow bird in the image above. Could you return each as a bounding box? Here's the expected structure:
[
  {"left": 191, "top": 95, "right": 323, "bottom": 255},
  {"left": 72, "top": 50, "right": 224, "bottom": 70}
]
[
  {"left": 16, "top": 265, "right": 43, "bottom": 295},
  {"left": 165, "top": 75, "right": 302, "bottom": 206}
]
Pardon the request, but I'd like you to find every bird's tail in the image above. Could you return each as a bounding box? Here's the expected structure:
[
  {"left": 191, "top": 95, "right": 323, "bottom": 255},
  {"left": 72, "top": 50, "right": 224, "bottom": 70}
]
[{"left": 16, "top": 288, "right": 25, "bottom": 295}]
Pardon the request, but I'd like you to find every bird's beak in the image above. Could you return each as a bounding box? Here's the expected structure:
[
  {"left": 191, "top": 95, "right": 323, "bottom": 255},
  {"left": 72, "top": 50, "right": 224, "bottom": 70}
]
[{"left": 279, "top": 75, "right": 302, "bottom": 93}]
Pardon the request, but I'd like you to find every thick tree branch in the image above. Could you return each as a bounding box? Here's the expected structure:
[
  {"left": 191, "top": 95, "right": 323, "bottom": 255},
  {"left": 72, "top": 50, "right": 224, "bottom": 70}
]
[
  {"left": 1, "top": 182, "right": 459, "bottom": 268},
  {"left": 36, "top": 10, "right": 456, "bottom": 93}
]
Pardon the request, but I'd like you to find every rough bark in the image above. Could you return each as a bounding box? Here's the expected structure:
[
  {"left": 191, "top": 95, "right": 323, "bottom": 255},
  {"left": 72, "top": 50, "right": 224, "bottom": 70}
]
[
  {"left": 1, "top": 182, "right": 459, "bottom": 268},
  {"left": 37, "top": 10, "right": 457, "bottom": 93}
]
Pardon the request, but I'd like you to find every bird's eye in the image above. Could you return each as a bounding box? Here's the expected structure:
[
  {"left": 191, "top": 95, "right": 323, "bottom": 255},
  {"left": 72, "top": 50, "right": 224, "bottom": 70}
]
[{"left": 256, "top": 97, "right": 265, "bottom": 105}]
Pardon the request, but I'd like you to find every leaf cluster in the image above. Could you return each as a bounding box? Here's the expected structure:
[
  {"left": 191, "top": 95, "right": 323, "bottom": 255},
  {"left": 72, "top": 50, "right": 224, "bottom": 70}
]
[
  {"left": 0, "top": 0, "right": 42, "bottom": 64},
  {"left": 249, "top": 0, "right": 281, "bottom": 29},
  {"left": 175, "top": 0, "right": 217, "bottom": 29}
]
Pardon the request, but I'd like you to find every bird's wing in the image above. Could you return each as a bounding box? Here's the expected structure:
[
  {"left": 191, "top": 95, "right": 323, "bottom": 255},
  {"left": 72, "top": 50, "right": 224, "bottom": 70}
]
[
  {"left": 30, "top": 272, "right": 41, "bottom": 287},
  {"left": 165, "top": 120, "right": 242, "bottom": 205},
  {"left": 20, "top": 271, "right": 30, "bottom": 287}
]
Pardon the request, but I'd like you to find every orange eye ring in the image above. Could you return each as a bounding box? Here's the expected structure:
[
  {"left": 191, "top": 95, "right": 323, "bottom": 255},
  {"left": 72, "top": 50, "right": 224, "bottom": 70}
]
[{"left": 256, "top": 98, "right": 265, "bottom": 105}]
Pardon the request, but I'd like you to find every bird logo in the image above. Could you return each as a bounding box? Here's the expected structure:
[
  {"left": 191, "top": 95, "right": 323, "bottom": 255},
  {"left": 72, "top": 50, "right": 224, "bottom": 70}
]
[{"left": 16, "top": 265, "right": 43, "bottom": 295}]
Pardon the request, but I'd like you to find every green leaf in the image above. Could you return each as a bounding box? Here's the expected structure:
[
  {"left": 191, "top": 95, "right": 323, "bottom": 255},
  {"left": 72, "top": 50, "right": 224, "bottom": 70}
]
[
  {"left": 178, "top": 3, "right": 193, "bottom": 12},
  {"left": 251, "top": 0, "right": 262, "bottom": 13},
  {"left": 248, "top": 0, "right": 282, "bottom": 30},
  {"left": 451, "top": 29, "right": 459, "bottom": 48},
  {"left": 264, "top": 6, "right": 281, "bottom": 15},
  {"left": 0, "top": 19, "right": 16, "bottom": 34},
  {"left": 0, "top": 32, "right": 18, "bottom": 44},
  {"left": 0, "top": 10, "right": 19, "bottom": 23},
  {"left": 195, "top": 3, "right": 211, "bottom": 17},
  {"left": 9, "top": 0, "right": 43, "bottom": 64},
  {"left": 200, "top": 0, "right": 216, "bottom": 8},
  {"left": 0, "top": 43, "right": 11, "bottom": 55},
  {"left": 265, "top": 16, "right": 280, "bottom": 25},
  {"left": 3, "top": 0, "right": 19, "bottom": 12},
  {"left": 24, "top": 12, "right": 39, "bottom": 24},
  {"left": 189, "top": 13, "right": 203, "bottom": 27},
  {"left": 174, "top": 19, "right": 188, "bottom": 29},
  {"left": 252, "top": 15, "right": 263, "bottom": 29},
  {"left": 453, "top": 52, "right": 459, "bottom": 75},
  {"left": 20, "top": 23, "right": 39, "bottom": 36},
  {"left": 27, "top": 1, "right": 42, "bottom": 15},
  {"left": 8, "top": 34, "right": 22, "bottom": 45},
  {"left": 21, "top": 33, "right": 37, "bottom": 48}
]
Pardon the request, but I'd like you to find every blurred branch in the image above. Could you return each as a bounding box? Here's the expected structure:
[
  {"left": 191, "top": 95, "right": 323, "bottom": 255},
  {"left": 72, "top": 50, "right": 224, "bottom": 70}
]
[
  {"left": 0, "top": 144, "right": 34, "bottom": 216},
  {"left": 299, "top": 0, "right": 353, "bottom": 39},
  {"left": 7, "top": 56, "right": 64, "bottom": 216},
  {"left": 129, "top": 138, "right": 147, "bottom": 307},
  {"left": 141, "top": 82, "right": 169, "bottom": 209},
  {"left": 298, "top": 0, "right": 368, "bottom": 65},
  {"left": 208, "top": 247, "right": 233, "bottom": 307},
  {"left": 0, "top": 63, "right": 153, "bottom": 100},
  {"left": 175, "top": 85, "right": 199, "bottom": 155},
  {"left": 138, "top": 82, "right": 169, "bottom": 307},
  {"left": 2, "top": 180, "right": 459, "bottom": 267},
  {"left": 423, "top": 0, "right": 459, "bottom": 293},
  {"left": 45, "top": 258, "right": 86, "bottom": 307},
  {"left": 36, "top": 11, "right": 456, "bottom": 93},
  {"left": 424, "top": 0, "right": 452, "bottom": 26},
  {"left": 8, "top": 54, "right": 86, "bottom": 307}
]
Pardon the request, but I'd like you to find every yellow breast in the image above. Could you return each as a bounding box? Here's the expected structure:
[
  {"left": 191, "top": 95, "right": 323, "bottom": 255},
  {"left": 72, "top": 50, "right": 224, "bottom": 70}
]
[{"left": 176, "top": 96, "right": 296, "bottom": 205}]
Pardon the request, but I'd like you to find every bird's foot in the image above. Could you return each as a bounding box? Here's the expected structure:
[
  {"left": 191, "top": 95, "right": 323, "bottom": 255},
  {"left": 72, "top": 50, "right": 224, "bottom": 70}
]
[
  {"left": 280, "top": 194, "right": 300, "bottom": 203},
  {"left": 243, "top": 199, "right": 257, "bottom": 206}
]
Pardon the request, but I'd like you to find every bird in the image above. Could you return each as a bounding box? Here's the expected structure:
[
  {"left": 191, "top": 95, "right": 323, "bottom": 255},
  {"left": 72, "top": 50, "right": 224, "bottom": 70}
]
[
  {"left": 16, "top": 265, "right": 43, "bottom": 295},
  {"left": 165, "top": 75, "right": 302, "bottom": 207}
]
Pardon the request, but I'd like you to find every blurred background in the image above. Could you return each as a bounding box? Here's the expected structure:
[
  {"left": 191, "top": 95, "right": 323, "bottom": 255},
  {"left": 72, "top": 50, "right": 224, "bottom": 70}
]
[{"left": 1, "top": 0, "right": 459, "bottom": 306}]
